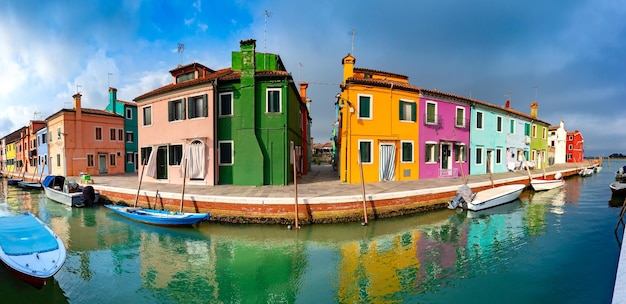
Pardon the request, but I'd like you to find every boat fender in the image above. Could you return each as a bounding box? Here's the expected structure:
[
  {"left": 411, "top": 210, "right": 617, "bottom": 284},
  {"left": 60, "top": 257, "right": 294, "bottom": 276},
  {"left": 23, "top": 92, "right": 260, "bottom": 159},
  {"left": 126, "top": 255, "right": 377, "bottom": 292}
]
[
  {"left": 554, "top": 172, "right": 562, "bottom": 180},
  {"left": 82, "top": 186, "right": 96, "bottom": 207}
]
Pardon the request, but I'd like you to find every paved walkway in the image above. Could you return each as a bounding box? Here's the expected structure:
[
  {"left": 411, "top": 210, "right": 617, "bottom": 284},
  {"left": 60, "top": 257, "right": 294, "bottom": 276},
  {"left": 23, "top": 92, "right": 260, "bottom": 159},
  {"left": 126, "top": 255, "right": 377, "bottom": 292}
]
[{"left": 71, "top": 162, "right": 590, "bottom": 200}]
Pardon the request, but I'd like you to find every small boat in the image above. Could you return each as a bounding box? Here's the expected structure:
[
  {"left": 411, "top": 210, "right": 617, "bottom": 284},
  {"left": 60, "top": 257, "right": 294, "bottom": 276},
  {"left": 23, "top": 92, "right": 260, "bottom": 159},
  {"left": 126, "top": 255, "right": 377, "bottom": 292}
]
[
  {"left": 616, "top": 166, "right": 626, "bottom": 180},
  {"left": 448, "top": 184, "right": 526, "bottom": 211},
  {"left": 42, "top": 175, "right": 99, "bottom": 208},
  {"left": 104, "top": 204, "right": 209, "bottom": 226},
  {"left": 7, "top": 178, "right": 23, "bottom": 186},
  {"left": 0, "top": 212, "right": 66, "bottom": 288},
  {"left": 610, "top": 181, "right": 626, "bottom": 196},
  {"left": 530, "top": 172, "right": 565, "bottom": 191},
  {"left": 17, "top": 181, "right": 43, "bottom": 190},
  {"left": 579, "top": 167, "right": 594, "bottom": 177}
]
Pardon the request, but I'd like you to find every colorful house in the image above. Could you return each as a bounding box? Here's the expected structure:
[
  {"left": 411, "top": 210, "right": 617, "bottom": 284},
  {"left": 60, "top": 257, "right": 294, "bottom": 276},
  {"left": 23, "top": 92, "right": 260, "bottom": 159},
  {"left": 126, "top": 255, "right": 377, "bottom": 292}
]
[
  {"left": 337, "top": 54, "right": 420, "bottom": 184},
  {"left": 46, "top": 93, "right": 126, "bottom": 176},
  {"left": 503, "top": 104, "right": 532, "bottom": 171},
  {"left": 548, "top": 120, "right": 567, "bottom": 165},
  {"left": 566, "top": 130, "right": 584, "bottom": 162},
  {"left": 216, "top": 39, "right": 309, "bottom": 186},
  {"left": 36, "top": 127, "right": 49, "bottom": 175},
  {"left": 105, "top": 87, "right": 139, "bottom": 173},
  {"left": 23, "top": 120, "right": 46, "bottom": 179},
  {"left": 2, "top": 128, "right": 24, "bottom": 175},
  {"left": 528, "top": 102, "right": 550, "bottom": 169},
  {"left": 418, "top": 90, "right": 470, "bottom": 179},
  {"left": 469, "top": 101, "right": 511, "bottom": 174},
  {"left": 134, "top": 62, "right": 225, "bottom": 185}
]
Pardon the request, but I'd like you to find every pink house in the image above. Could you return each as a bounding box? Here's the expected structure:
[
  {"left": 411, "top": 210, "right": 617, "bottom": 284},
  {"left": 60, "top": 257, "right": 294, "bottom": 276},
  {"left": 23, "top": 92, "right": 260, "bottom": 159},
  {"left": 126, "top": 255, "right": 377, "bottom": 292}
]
[{"left": 134, "top": 63, "right": 230, "bottom": 185}]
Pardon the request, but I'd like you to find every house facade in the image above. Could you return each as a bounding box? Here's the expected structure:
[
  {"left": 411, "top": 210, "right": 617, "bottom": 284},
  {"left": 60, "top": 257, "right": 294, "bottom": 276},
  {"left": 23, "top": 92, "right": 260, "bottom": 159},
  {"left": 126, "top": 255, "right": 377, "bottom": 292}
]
[
  {"left": 46, "top": 93, "right": 126, "bottom": 176},
  {"left": 418, "top": 90, "right": 470, "bottom": 179},
  {"left": 566, "top": 130, "right": 584, "bottom": 162},
  {"left": 548, "top": 120, "right": 567, "bottom": 165},
  {"left": 528, "top": 102, "right": 550, "bottom": 169},
  {"left": 36, "top": 127, "right": 49, "bottom": 175},
  {"left": 105, "top": 87, "right": 138, "bottom": 173},
  {"left": 337, "top": 54, "right": 420, "bottom": 184},
  {"left": 23, "top": 120, "right": 46, "bottom": 179},
  {"left": 469, "top": 102, "right": 510, "bottom": 174},
  {"left": 503, "top": 106, "right": 532, "bottom": 171}
]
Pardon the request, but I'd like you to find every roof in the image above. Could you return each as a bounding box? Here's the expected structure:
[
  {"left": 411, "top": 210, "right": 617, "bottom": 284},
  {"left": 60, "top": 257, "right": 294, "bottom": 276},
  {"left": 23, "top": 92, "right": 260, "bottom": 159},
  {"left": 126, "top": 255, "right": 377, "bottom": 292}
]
[
  {"left": 134, "top": 68, "right": 232, "bottom": 101},
  {"left": 345, "top": 77, "right": 421, "bottom": 93},
  {"left": 353, "top": 67, "right": 408, "bottom": 80},
  {"left": 45, "top": 108, "right": 123, "bottom": 121}
]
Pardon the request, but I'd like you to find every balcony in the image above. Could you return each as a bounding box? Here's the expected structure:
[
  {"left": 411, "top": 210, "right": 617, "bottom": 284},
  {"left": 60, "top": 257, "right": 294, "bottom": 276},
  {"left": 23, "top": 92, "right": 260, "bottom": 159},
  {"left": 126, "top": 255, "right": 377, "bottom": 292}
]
[{"left": 424, "top": 114, "right": 442, "bottom": 130}]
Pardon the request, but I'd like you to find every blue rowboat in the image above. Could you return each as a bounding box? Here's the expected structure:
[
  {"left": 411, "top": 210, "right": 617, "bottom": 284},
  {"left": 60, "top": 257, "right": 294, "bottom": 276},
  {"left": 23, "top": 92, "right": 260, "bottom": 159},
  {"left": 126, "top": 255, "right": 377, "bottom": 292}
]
[
  {"left": 104, "top": 204, "right": 209, "bottom": 226},
  {"left": 0, "top": 212, "right": 66, "bottom": 288}
]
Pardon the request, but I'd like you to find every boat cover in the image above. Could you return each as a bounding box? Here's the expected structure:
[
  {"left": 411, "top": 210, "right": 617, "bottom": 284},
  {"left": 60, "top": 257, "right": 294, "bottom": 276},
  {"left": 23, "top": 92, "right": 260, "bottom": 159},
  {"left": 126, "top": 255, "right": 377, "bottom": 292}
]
[{"left": 0, "top": 213, "right": 59, "bottom": 255}]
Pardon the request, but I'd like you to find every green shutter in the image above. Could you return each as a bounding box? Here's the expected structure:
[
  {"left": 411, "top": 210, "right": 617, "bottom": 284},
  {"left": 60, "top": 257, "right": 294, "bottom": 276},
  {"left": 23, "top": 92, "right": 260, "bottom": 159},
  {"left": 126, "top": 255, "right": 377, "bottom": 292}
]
[
  {"left": 202, "top": 94, "right": 208, "bottom": 117},
  {"left": 399, "top": 101, "right": 404, "bottom": 120},
  {"left": 434, "top": 144, "right": 440, "bottom": 162},
  {"left": 187, "top": 98, "right": 194, "bottom": 118},
  {"left": 411, "top": 102, "right": 416, "bottom": 122}
]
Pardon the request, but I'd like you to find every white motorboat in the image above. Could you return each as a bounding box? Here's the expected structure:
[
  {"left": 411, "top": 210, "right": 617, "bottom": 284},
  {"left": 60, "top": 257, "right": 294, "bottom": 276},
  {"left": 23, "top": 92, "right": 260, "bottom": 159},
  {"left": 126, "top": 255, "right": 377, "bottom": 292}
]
[
  {"left": 579, "top": 167, "right": 594, "bottom": 177},
  {"left": 0, "top": 212, "right": 66, "bottom": 288},
  {"left": 448, "top": 184, "right": 526, "bottom": 211},
  {"left": 42, "top": 176, "right": 99, "bottom": 208},
  {"left": 531, "top": 172, "right": 564, "bottom": 191}
]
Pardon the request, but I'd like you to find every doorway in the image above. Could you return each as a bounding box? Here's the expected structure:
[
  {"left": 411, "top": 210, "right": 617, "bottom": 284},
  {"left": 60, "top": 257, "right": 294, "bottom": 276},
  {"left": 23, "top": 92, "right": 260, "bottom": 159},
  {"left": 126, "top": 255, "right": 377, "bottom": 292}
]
[
  {"left": 156, "top": 146, "right": 168, "bottom": 180},
  {"left": 98, "top": 154, "right": 107, "bottom": 174}
]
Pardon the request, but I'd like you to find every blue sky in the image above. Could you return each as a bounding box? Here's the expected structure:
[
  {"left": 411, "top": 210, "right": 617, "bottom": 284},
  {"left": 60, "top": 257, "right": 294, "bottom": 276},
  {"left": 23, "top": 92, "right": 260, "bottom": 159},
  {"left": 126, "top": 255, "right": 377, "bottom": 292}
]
[{"left": 1, "top": 0, "right": 625, "bottom": 157}]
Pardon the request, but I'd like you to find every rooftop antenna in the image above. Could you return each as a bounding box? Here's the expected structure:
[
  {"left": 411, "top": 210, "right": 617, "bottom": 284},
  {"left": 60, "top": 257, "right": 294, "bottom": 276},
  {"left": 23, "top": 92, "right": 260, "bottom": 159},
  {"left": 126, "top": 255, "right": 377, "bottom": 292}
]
[
  {"left": 531, "top": 85, "right": 538, "bottom": 101},
  {"left": 33, "top": 111, "right": 42, "bottom": 120},
  {"left": 76, "top": 84, "right": 82, "bottom": 94},
  {"left": 108, "top": 73, "right": 113, "bottom": 88},
  {"left": 298, "top": 62, "right": 303, "bottom": 83},
  {"left": 264, "top": 10, "right": 271, "bottom": 70},
  {"left": 349, "top": 29, "right": 356, "bottom": 56},
  {"left": 177, "top": 43, "right": 185, "bottom": 65}
]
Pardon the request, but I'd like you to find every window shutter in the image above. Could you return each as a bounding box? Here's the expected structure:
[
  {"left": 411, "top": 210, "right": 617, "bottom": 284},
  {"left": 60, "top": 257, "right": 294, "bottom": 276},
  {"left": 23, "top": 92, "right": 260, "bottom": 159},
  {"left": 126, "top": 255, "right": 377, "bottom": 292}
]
[
  {"left": 411, "top": 102, "right": 416, "bottom": 122},
  {"left": 434, "top": 144, "right": 440, "bottom": 162},
  {"left": 168, "top": 101, "right": 174, "bottom": 121},
  {"left": 202, "top": 94, "right": 208, "bottom": 117},
  {"left": 187, "top": 98, "right": 195, "bottom": 118},
  {"left": 399, "top": 101, "right": 404, "bottom": 120}
]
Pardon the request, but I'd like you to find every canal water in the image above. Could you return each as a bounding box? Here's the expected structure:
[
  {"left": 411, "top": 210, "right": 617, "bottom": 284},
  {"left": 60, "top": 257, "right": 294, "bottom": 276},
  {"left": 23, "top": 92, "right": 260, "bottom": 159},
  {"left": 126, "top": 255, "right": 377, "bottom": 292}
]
[{"left": 1, "top": 160, "right": 624, "bottom": 304}]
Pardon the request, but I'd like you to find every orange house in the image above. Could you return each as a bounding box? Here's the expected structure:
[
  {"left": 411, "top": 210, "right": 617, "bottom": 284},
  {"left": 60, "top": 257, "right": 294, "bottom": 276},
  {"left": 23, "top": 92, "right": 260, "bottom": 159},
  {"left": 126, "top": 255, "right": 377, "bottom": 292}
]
[
  {"left": 565, "top": 130, "right": 584, "bottom": 163},
  {"left": 46, "top": 93, "right": 126, "bottom": 176}
]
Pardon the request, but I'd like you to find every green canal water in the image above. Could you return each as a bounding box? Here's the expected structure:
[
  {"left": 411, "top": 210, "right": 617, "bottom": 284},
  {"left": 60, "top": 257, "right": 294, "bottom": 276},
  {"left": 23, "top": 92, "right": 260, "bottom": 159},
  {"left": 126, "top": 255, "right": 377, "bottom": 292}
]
[{"left": 1, "top": 160, "right": 623, "bottom": 303}]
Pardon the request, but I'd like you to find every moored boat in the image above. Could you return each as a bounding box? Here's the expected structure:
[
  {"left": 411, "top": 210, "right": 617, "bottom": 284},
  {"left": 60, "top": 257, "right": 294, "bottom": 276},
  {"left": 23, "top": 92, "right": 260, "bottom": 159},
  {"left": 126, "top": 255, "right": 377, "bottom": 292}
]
[
  {"left": 531, "top": 172, "right": 564, "bottom": 191},
  {"left": 579, "top": 167, "right": 594, "bottom": 177},
  {"left": 42, "top": 175, "right": 99, "bottom": 208},
  {"left": 610, "top": 181, "right": 626, "bottom": 196},
  {"left": 448, "top": 184, "right": 526, "bottom": 211},
  {"left": 0, "top": 212, "right": 66, "bottom": 288},
  {"left": 104, "top": 204, "right": 209, "bottom": 226},
  {"left": 17, "top": 181, "right": 43, "bottom": 190}
]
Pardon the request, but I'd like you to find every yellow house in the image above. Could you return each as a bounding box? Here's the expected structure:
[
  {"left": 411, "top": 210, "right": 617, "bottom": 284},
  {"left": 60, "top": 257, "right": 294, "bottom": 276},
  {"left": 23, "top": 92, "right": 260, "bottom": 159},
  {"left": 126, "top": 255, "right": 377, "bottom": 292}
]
[
  {"left": 5, "top": 142, "right": 16, "bottom": 173},
  {"left": 337, "top": 54, "right": 420, "bottom": 184}
]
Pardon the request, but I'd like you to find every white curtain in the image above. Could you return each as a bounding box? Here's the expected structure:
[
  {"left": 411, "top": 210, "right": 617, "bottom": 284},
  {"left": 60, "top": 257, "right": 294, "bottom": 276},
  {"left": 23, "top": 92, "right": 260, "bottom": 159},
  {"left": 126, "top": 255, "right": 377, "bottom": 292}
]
[
  {"left": 379, "top": 144, "right": 396, "bottom": 181},
  {"left": 145, "top": 147, "right": 157, "bottom": 178},
  {"left": 179, "top": 142, "right": 205, "bottom": 179}
]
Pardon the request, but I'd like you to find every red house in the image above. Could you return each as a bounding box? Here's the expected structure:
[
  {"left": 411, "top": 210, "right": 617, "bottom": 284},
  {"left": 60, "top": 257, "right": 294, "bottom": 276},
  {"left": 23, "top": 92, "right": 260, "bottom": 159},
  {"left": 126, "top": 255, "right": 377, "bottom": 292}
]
[{"left": 566, "top": 130, "right": 584, "bottom": 162}]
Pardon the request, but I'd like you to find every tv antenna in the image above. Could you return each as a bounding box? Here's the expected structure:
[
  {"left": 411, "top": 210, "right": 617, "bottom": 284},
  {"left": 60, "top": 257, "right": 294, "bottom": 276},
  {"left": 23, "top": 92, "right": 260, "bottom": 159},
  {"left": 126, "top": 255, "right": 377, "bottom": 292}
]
[
  {"left": 108, "top": 73, "right": 113, "bottom": 88},
  {"left": 531, "top": 85, "right": 538, "bottom": 101},
  {"left": 33, "top": 111, "right": 42, "bottom": 120},
  {"left": 298, "top": 62, "right": 303, "bottom": 83},
  {"left": 177, "top": 43, "right": 185, "bottom": 65},
  {"left": 76, "top": 84, "right": 82, "bottom": 94},
  {"left": 264, "top": 10, "right": 272, "bottom": 70},
  {"left": 349, "top": 29, "right": 356, "bottom": 55}
]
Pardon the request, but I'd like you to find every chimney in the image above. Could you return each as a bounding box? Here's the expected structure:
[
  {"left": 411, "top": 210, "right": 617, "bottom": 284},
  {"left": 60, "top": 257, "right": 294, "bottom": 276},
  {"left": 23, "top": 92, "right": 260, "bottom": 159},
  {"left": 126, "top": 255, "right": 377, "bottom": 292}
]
[
  {"left": 73, "top": 93, "right": 82, "bottom": 117},
  {"left": 299, "top": 82, "right": 308, "bottom": 102},
  {"left": 342, "top": 54, "right": 355, "bottom": 85},
  {"left": 530, "top": 101, "right": 538, "bottom": 118},
  {"left": 109, "top": 87, "right": 118, "bottom": 113}
]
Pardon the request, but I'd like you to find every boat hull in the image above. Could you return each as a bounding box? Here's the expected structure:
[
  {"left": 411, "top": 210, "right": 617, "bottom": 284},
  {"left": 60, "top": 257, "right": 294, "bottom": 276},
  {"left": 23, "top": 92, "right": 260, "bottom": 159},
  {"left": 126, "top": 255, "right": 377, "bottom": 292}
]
[
  {"left": 610, "top": 182, "right": 626, "bottom": 196},
  {"left": 0, "top": 213, "right": 66, "bottom": 289},
  {"left": 44, "top": 186, "right": 99, "bottom": 207},
  {"left": 465, "top": 184, "right": 526, "bottom": 211},
  {"left": 530, "top": 178, "right": 565, "bottom": 191},
  {"left": 104, "top": 204, "right": 209, "bottom": 226}
]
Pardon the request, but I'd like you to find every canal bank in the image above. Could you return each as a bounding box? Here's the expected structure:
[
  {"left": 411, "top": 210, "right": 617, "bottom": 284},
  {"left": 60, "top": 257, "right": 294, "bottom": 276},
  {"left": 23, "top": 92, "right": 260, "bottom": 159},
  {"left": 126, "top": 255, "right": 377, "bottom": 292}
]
[{"left": 31, "top": 162, "right": 587, "bottom": 224}]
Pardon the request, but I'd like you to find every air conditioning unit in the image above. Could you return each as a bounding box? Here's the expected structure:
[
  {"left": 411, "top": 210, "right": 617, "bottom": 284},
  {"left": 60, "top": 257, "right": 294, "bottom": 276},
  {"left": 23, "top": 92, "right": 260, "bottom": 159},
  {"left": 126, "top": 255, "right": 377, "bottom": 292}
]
[{"left": 525, "top": 136, "right": 531, "bottom": 145}]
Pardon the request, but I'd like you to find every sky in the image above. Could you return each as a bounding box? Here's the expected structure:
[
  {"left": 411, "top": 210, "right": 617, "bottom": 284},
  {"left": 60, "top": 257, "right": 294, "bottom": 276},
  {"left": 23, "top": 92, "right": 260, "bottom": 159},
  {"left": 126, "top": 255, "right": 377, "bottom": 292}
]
[{"left": 1, "top": 0, "right": 625, "bottom": 157}]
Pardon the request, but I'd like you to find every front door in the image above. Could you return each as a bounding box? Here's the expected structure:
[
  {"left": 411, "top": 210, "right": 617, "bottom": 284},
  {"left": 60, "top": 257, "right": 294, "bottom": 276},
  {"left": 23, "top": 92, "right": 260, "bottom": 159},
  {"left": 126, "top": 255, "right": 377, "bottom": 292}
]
[
  {"left": 156, "top": 146, "right": 168, "bottom": 180},
  {"left": 98, "top": 154, "right": 107, "bottom": 174},
  {"left": 379, "top": 144, "right": 396, "bottom": 181},
  {"left": 486, "top": 150, "right": 494, "bottom": 173},
  {"left": 441, "top": 143, "right": 451, "bottom": 170}
]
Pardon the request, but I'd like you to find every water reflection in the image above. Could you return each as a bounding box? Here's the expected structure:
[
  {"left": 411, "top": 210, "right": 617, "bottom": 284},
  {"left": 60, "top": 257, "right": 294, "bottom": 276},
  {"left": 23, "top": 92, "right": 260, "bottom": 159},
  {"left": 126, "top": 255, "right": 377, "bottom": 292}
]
[{"left": 0, "top": 170, "right": 619, "bottom": 303}]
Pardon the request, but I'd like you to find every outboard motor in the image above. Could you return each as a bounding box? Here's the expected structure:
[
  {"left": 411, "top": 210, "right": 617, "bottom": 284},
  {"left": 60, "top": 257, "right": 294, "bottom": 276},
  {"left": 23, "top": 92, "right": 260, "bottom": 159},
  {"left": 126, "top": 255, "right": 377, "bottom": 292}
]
[
  {"left": 448, "top": 184, "right": 473, "bottom": 209},
  {"left": 82, "top": 186, "right": 96, "bottom": 207}
]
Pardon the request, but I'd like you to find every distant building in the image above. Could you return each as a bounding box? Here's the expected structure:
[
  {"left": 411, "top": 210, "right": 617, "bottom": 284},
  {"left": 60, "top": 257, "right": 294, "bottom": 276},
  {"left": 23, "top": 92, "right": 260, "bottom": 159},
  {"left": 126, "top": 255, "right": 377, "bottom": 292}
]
[
  {"left": 566, "top": 130, "right": 584, "bottom": 162},
  {"left": 104, "top": 87, "right": 138, "bottom": 173}
]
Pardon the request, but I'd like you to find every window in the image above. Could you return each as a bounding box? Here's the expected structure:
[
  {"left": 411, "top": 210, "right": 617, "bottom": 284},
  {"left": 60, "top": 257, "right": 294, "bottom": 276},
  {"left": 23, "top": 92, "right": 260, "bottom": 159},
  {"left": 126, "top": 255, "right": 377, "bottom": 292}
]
[
  {"left": 542, "top": 127, "right": 547, "bottom": 139},
  {"left": 57, "top": 127, "right": 62, "bottom": 140},
  {"left": 188, "top": 95, "right": 208, "bottom": 119},
  {"left": 358, "top": 95, "right": 372, "bottom": 119},
  {"left": 110, "top": 128, "right": 116, "bottom": 141},
  {"left": 399, "top": 100, "right": 416, "bottom": 122},
  {"left": 118, "top": 129, "right": 123, "bottom": 141},
  {"left": 496, "top": 116, "right": 503, "bottom": 132},
  {"left": 219, "top": 92, "right": 233, "bottom": 116},
  {"left": 143, "top": 106, "right": 152, "bottom": 126},
  {"left": 476, "top": 111, "right": 484, "bottom": 129},
  {"left": 510, "top": 119, "right": 515, "bottom": 134},
  {"left": 125, "top": 108, "right": 132, "bottom": 119},
  {"left": 455, "top": 107, "right": 465, "bottom": 127},
  {"left": 426, "top": 101, "right": 437, "bottom": 124},
  {"left": 95, "top": 127, "right": 102, "bottom": 140},
  {"left": 401, "top": 141, "right": 413, "bottom": 163},
  {"left": 126, "top": 131, "right": 134, "bottom": 143},
  {"left": 126, "top": 152, "right": 134, "bottom": 164},
  {"left": 568, "top": 144, "right": 573, "bottom": 150},
  {"left": 425, "top": 142, "right": 438, "bottom": 163},
  {"left": 266, "top": 88, "right": 281, "bottom": 113},
  {"left": 219, "top": 141, "right": 234, "bottom": 165},
  {"left": 87, "top": 154, "right": 94, "bottom": 167},
  {"left": 568, "top": 135, "right": 573, "bottom": 140},
  {"left": 168, "top": 99, "right": 185, "bottom": 121},
  {"left": 169, "top": 144, "right": 183, "bottom": 165},
  {"left": 454, "top": 144, "right": 466, "bottom": 162},
  {"left": 476, "top": 147, "right": 483, "bottom": 165},
  {"left": 524, "top": 123, "right": 531, "bottom": 136},
  {"left": 56, "top": 154, "right": 61, "bottom": 166},
  {"left": 358, "top": 140, "right": 372, "bottom": 164},
  {"left": 496, "top": 148, "right": 503, "bottom": 164},
  {"left": 109, "top": 154, "right": 116, "bottom": 166},
  {"left": 176, "top": 72, "right": 195, "bottom": 83},
  {"left": 532, "top": 125, "right": 537, "bottom": 138},
  {"left": 141, "top": 147, "right": 153, "bottom": 166}
]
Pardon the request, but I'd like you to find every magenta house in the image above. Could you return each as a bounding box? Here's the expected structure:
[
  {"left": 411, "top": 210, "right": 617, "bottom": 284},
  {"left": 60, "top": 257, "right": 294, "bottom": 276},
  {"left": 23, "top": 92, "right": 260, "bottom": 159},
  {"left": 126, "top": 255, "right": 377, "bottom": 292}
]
[{"left": 419, "top": 89, "right": 471, "bottom": 179}]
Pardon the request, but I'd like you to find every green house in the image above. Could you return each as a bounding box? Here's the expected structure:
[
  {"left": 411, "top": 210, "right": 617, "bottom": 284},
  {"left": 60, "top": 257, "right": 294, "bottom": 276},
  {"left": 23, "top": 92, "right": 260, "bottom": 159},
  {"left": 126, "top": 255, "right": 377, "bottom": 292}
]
[
  {"left": 216, "top": 39, "right": 306, "bottom": 186},
  {"left": 105, "top": 87, "right": 138, "bottom": 173}
]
